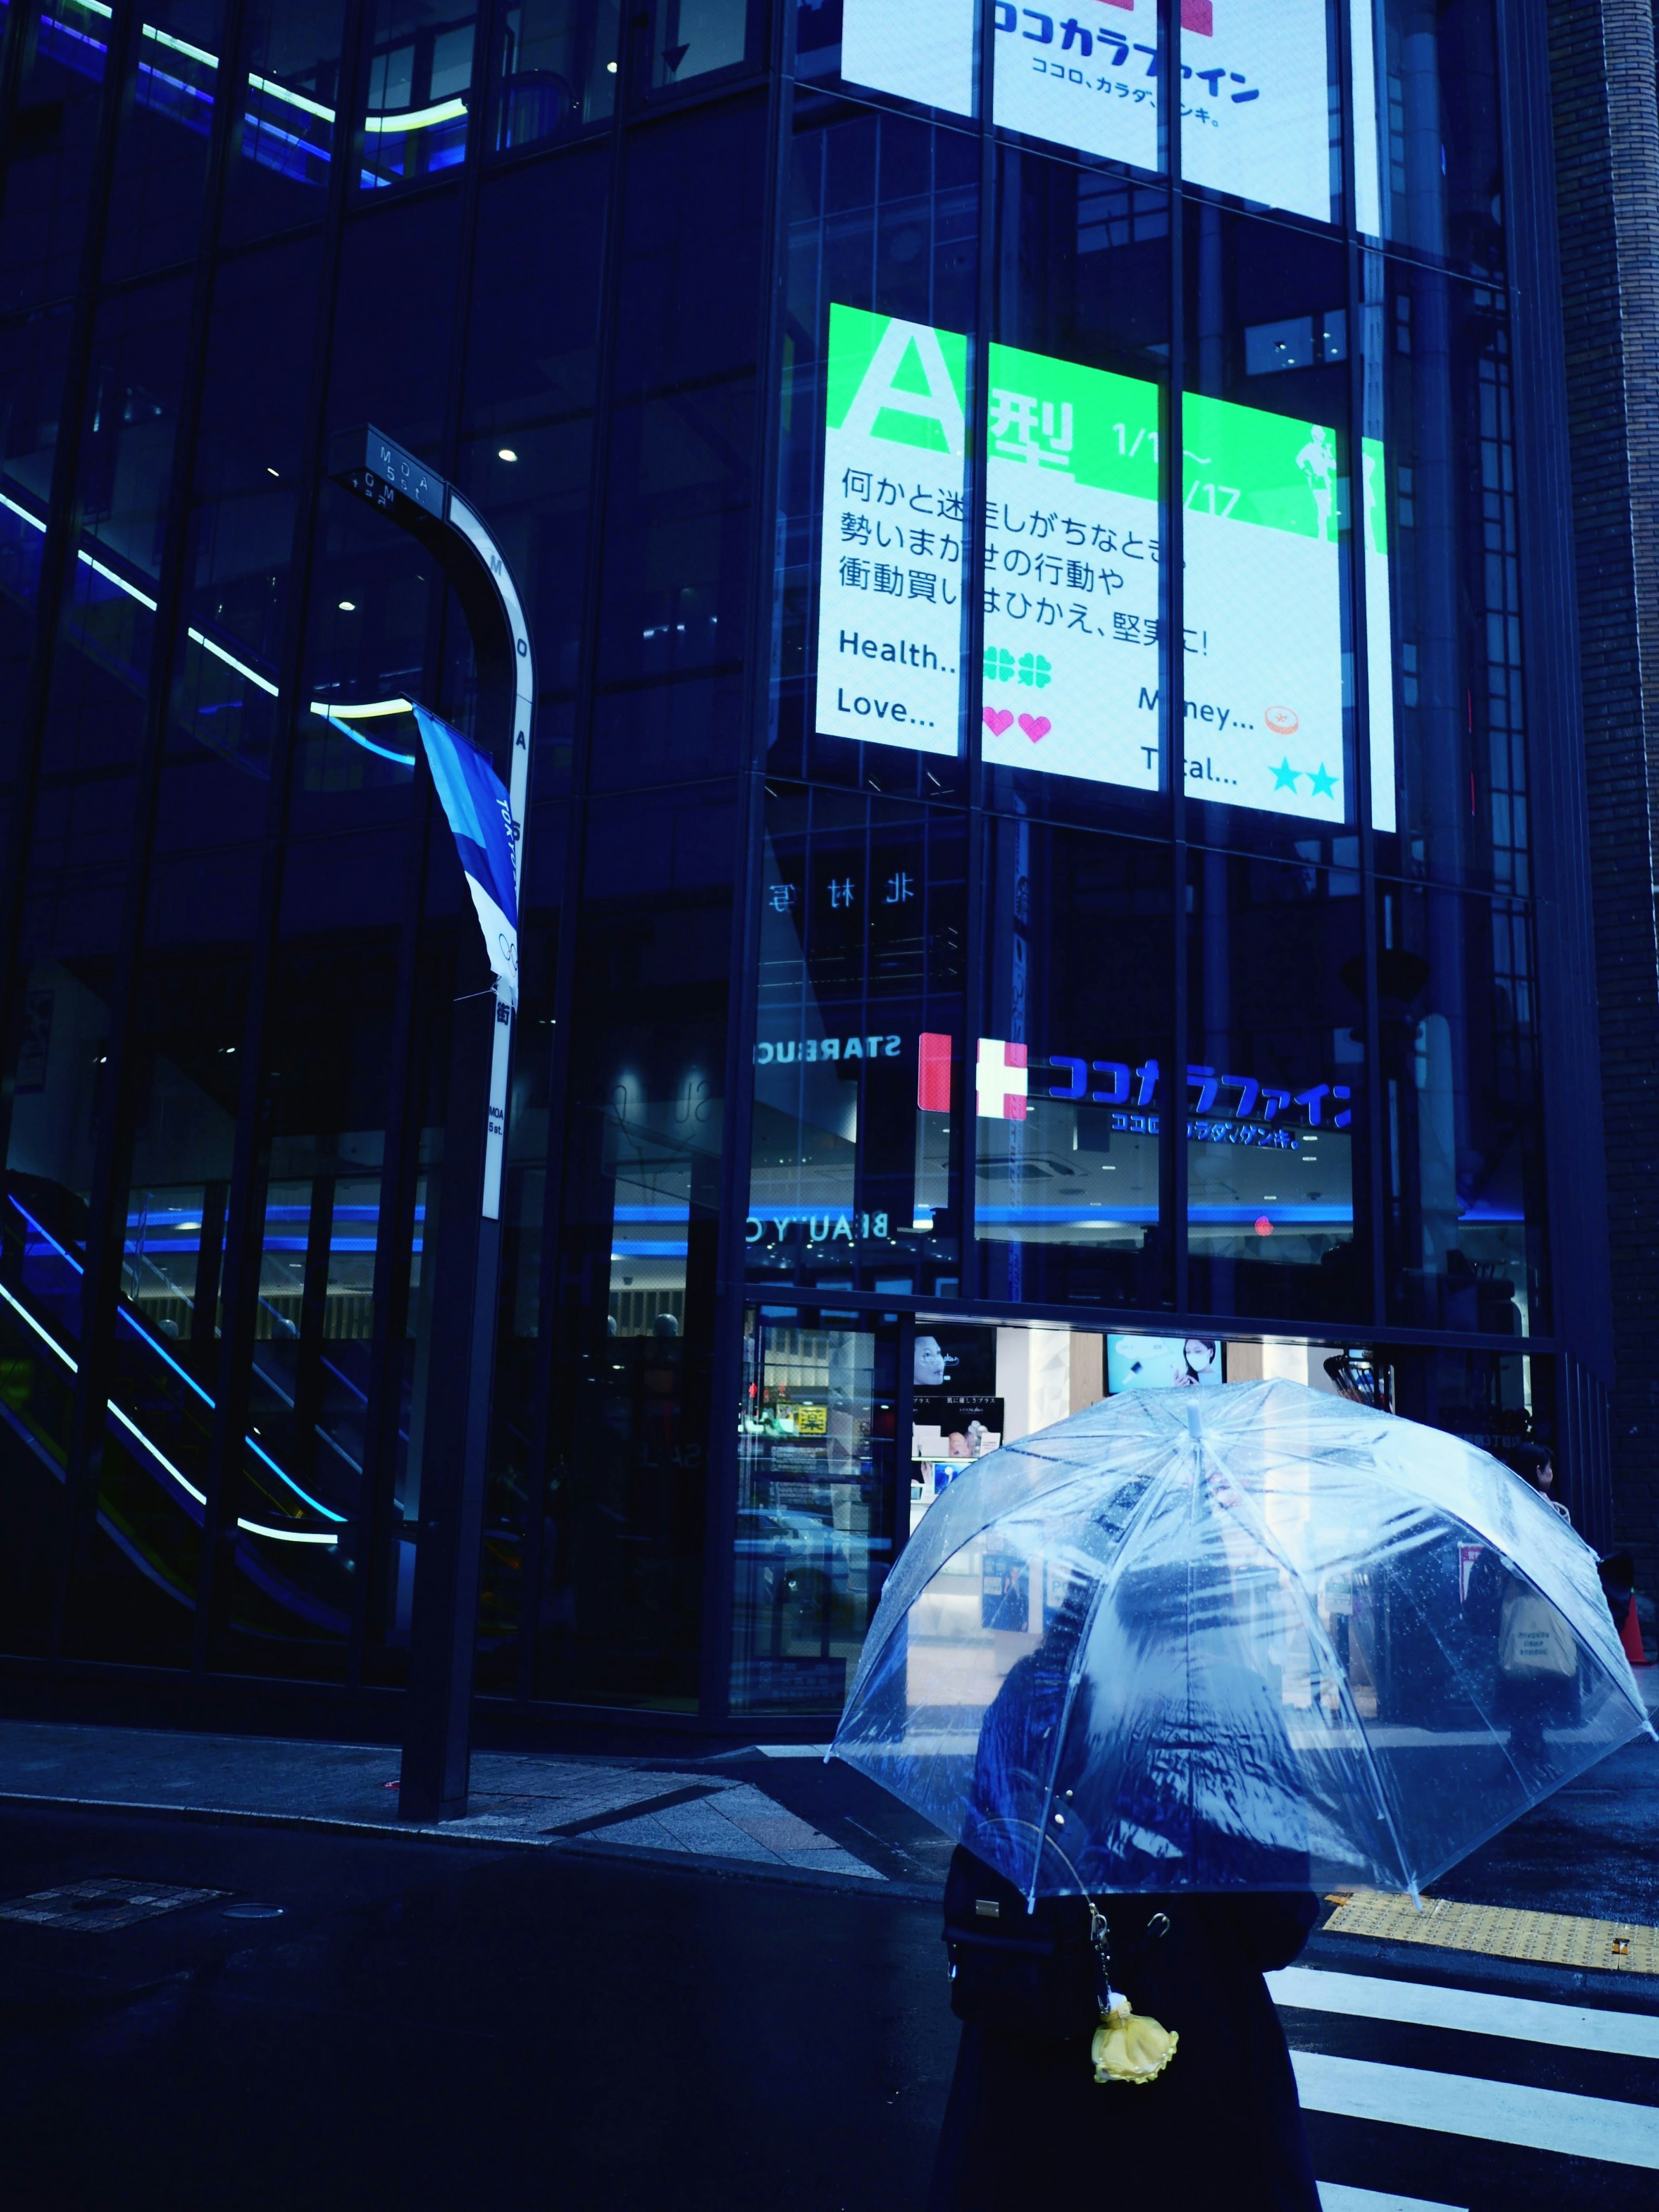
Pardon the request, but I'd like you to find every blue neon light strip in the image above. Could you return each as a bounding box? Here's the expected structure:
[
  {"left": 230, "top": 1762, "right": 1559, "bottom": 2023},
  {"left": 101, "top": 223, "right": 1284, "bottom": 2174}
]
[{"left": 10, "top": 1196, "right": 346, "bottom": 1523}]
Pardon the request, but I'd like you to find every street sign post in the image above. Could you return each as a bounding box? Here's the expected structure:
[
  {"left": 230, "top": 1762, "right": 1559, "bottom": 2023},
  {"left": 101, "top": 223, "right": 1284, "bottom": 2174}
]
[{"left": 330, "top": 426, "right": 534, "bottom": 1821}]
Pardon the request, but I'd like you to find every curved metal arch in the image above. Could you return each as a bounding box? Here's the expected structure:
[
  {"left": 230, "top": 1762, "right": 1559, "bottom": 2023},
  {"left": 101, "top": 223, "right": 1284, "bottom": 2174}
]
[{"left": 330, "top": 424, "right": 534, "bottom": 1218}]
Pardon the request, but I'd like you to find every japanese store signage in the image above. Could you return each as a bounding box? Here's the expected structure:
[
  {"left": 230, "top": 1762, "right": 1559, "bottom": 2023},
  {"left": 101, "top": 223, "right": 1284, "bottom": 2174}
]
[
  {"left": 918, "top": 1032, "right": 1352, "bottom": 1135},
  {"left": 841, "top": 0, "right": 1334, "bottom": 226},
  {"left": 817, "top": 303, "right": 1393, "bottom": 825}
]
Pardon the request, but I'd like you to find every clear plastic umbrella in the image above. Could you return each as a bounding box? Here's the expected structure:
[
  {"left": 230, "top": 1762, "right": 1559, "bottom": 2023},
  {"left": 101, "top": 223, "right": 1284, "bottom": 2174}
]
[{"left": 833, "top": 1380, "right": 1653, "bottom": 1899}]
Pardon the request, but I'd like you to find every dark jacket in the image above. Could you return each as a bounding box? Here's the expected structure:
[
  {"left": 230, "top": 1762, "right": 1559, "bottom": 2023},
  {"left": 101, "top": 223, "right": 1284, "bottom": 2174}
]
[{"left": 928, "top": 1847, "right": 1320, "bottom": 2212}]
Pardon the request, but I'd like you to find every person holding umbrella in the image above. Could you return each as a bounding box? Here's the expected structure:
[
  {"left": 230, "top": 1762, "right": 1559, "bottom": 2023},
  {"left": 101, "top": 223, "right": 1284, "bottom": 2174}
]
[
  {"left": 833, "top": 1381, "right": 1650, "bottom": 2212},
  {"left": 928, "top": 1569, "right": 1322, "bottom": 2210}
]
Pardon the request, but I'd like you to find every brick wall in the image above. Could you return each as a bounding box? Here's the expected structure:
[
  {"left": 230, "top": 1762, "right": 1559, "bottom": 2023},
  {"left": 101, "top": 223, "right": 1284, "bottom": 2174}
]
[{"left": 1550, "top": 0, "right": 1659, "bottom": 1589}]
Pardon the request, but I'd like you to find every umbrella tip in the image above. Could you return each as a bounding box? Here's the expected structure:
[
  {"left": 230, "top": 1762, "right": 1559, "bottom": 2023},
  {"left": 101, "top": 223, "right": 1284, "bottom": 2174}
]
[{"left": 1186, "top": 1402, "right": 1203, "bottom": 1440}]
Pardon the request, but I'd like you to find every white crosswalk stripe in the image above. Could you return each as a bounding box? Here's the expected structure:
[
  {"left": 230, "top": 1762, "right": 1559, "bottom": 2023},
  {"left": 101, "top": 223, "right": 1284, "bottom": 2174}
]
[
  {"left": 1318, "top": 2187, "right": 1465, "bottom": 2212},
  {"left": 1271, "top": 1964, "right": 1659, "bottom": 2061},
  {"left": 1293, "top": 2049, "right": 1659, "bottom": 2169},
  {"left": 1275, "top": 1960, "right": 1659, "bottom": 2196}
]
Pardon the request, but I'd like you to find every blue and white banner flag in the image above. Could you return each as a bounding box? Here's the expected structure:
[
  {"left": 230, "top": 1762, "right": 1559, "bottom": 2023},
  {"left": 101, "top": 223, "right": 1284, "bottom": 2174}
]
[{"left": 413, "top": 705, "right": 520, "bottom": 1008}]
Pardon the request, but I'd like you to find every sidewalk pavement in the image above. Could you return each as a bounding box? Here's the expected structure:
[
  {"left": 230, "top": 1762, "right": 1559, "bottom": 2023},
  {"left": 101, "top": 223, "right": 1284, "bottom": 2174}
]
[
  {"left": 1, "top": 1664, "right": 1655, "bottom": 1913},
  {"left": 0, "top": 1720, "right": 889, "bottom": 1883}
]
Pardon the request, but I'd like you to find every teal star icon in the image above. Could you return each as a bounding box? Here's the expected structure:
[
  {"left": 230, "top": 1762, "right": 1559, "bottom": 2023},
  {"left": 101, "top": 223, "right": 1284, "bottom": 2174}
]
[
  {"left": 1271, "top": 756, "right": 1300, "bottom": 791},
  {"left": 1309, "top": 762, "right": 1339, "bottom": 798}
]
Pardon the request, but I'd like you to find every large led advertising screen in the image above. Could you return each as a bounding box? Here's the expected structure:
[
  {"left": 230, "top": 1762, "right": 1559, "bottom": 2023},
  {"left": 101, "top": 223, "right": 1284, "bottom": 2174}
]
[
  {"left": 815, "top": 304, "right": 1395, "bottom": 825},
  {"left": 842, "top": 0, "right": 1341, "bottom": 227}
]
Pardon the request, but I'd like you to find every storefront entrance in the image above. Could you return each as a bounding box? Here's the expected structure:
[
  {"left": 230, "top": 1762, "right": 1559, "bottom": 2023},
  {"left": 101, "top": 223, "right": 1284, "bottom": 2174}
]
[{"left": 729, "top": 1316, "right": 1446, "bottom": 1719}]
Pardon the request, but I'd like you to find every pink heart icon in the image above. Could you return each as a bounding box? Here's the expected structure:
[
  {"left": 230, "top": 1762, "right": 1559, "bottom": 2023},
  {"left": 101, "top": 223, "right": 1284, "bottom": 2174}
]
[
  {"left": 1019, "top": 715, "right": 1051, "bottom": 742},
  {"left": 983, "top": 708, "right": 1014, "bottom": 735}
]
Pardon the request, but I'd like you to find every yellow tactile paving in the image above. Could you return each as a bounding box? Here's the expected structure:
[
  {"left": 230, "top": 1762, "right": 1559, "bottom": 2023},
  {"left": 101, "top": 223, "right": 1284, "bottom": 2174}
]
[{"left": 1323, "top": 1887, "right": 1659, "bottom": 1975}]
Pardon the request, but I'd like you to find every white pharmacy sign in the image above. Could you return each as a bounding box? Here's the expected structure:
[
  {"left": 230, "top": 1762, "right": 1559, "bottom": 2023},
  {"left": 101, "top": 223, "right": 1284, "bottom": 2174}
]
[{"left": 814, "top": 303, "right": 1396, "bottom": 827}]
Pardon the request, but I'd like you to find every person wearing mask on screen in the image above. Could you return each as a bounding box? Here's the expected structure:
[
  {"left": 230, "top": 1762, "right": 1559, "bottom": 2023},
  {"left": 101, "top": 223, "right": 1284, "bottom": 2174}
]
[{"left": 1175, "top": 1336, "right": 1218, "bottom": 1388}]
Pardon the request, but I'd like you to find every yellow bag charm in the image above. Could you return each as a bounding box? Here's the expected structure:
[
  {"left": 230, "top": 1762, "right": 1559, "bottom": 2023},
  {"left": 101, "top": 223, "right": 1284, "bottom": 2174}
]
[{"left": 1091, "top": 1993, "right": 1179, "bottom": 2086}]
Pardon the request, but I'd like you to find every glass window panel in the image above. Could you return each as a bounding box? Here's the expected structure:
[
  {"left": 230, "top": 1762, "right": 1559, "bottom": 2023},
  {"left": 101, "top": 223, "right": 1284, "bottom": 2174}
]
[
  {"left": 359, "top": 0, "right": 478, "bottom": 189},
  {"left": 1376, "top": 258, "right": 1526, "bottom": 896},
  {"left": 731, "top": 1311, "right": 897, "bottom": 1715},
  {"left": 906, "top": 1319, "right": 1106, "bottom": 1535},
  {"left": 1185, "top": 844, "right": 1369, "bottom": 1322},
  {"left": 1381, "top": 880, "right": 1546, "bottom": 1338},
  {"left": 64, "top": 952, "right": 249, "bottom": 1667},
  {"left": 0, "top": 951, "right": 111, "bottom": 1656},
  {"left": 472, "top": 899, "right": 559, "bottom": 1692},
  {"left": 0, "top": 0, "right": 112, "bottom": 316},
  {"left": 652, "top": 0, "right": 752, "bottom": 89},
  {"left": 537, "top": 787, "right": 734, "bottom": 1709},
  {"left": 211, "top": 934, "right": 404, "bottom": 1677},
  {"left": 28, "top": 278, "right": 186, "bottom": 880},
  {"left": 364, "top": 952, "right": 450, "bottom": 1684},
  {"left": 2, "top": 957, "right": 111, "bottom": 1362},
  {"left": 489, "top": 0, "right": 618, "bottom": 150},
  {"left": 102, "top": 1, "right": 227, "bottom": 284},
  {"left": 588, "top": 99, "right": 768, "bottom": 788},
  {"left": 457, "top": 155, "right": 608, "bottom": 791},
  {"left": 748, "top": 784, "right": 967, "bottom": 1300},
  {"left": 299, "top": 198, "right": 465, "bottom": 836},
  {"left": 772, "top": 98, "right": 978, "bottom": 803},
  {"left": 167, "top": 238, "right": 321, "bottom": 815},
  {"left": 224, "top": 0, "right": 347, "bottom": 243},
  {"left": 985, "top": 146, "right": 1170, "bottom": 834},
  {"left": 1389, "top": 1344, "right": 1541, "bottom": 1471},
  {"left": 1376, "top": 0, "right": 1503, "bottom": 275},
  {"left": 833, "top": 2, "right": 1347, "bottom": 230},
  {"left": 973, "top": 820, "right": 1173, "bottom": 1310},
  {"left": 1180, "top": 203, "right": 1359, "bottom": 859},
  {"left": 0, "top": 305, "right": 71, "bottom": 790}
]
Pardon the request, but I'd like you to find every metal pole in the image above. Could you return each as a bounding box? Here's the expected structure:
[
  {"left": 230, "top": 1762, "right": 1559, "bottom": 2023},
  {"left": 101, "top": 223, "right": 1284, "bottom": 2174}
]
[{"left": 327, "top": 428, "right": 534, "bottom": 1821}]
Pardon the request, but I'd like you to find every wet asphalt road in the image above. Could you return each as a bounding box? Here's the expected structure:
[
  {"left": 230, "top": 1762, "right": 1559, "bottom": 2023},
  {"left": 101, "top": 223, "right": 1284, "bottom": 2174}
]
[{"left": 2, "top": 1734, "right": 1657, "bottom": 2212}]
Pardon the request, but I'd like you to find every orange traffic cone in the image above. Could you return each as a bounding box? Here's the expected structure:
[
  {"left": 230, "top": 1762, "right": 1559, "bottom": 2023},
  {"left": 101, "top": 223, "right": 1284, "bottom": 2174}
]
[{"left": 1621, "top": 1594, "right": 1651, "bottom": 1668}]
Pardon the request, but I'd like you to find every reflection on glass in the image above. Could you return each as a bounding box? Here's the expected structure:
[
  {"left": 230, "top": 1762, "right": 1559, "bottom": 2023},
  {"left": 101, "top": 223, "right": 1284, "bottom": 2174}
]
[
  {"left": 539, "top": 802, "right": 728, "bottom": 1710},
  {"left": 0, "top": 0, "right": 111, "bottom": 315},
  {"left": 1187, "top": 846, "right": 1366, "bottom": 1319},
  {"left": 747, "top": 787, "right": 966, "bottom": 1298},
  {"left": 103, "top": 3, "right": 228, "bottom": 283},
  {"left": 815, "top": 286, "right": 1370, "bottom": 826},
  {"left": 91, "top": 960, "right": 245, "bottom": 1663},
  {"left": 839, "top": 0, "right": 1342, "bottom": 227},
  {"left": 652, "top": 0, "right": 749, "bottom": 88},
  {"left": 774, "top": 100, "right": 978, "bottom": 800},
  {"left": 1381, "top": 258, "right": 1526, "bottom": 892},
  {"left": 1382, "top": 883, "right": 1544, "bottom": 1337},
  {"left": 1376, "top": 0, "right": 1503, "bottom": 274},
  {"left": 0, "top": 963, "right": 109, "bottom": 1637},
  {"left": 218, "top": 1162, "right": 379, "bottom": 1665},
  {"left": 3, "top": 963, "right": 110, "bottom": 1359},
  {"left": 815, "top": 306, "right": 969, "bottom": 760},
  {"left": 172, "top": 244, "right": 319, "bottom": 790},
  {"left": 229, "top": 0, "right": 347, "bottom": 237},
  {"left": 908, "top": 1322, "right": 1103, "bottom": 1532},
  {"left": 975, "top": 823, "right": 1171, "bottom": 1310},
  {"left": 732, "top": 1314, "right": 894, "bottom": 1713},
  {"left": 360, "top": 0, "right": 477, "bottom": 187},
  {"left": 491, "top": 0, "right": 619, "bottom": 149},
  {"left": 474, "top": 922, "right": 556, "bottom": 1691}
]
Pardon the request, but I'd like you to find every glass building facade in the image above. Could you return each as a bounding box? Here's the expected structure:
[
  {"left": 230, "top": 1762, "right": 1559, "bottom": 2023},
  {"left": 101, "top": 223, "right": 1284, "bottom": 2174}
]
[{"left": 0, "top": 0, "right": 1614, "bottom": 1735}]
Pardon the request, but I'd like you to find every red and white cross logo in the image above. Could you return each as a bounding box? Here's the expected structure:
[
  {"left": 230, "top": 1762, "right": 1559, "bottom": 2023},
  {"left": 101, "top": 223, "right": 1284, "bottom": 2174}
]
[{"left": 976, "top": 1038, "right": 1028, "bottom": 1121}]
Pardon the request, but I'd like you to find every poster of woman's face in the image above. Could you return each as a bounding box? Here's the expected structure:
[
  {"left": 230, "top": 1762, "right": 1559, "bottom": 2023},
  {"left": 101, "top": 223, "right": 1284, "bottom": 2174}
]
[{"left": 1106, "top": 1334, "right": 1223, "bottom": 1392}]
